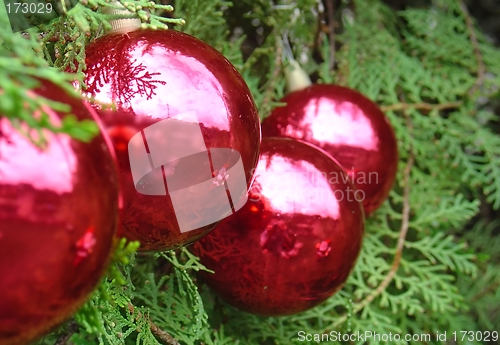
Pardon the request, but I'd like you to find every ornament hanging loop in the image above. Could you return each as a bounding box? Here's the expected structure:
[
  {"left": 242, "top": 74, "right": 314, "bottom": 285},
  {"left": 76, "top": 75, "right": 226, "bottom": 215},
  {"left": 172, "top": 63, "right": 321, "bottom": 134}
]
[
  {"left": 279, "top": 31, "right": 312, "bottom": 93},
  {"left": 102, "top": 0, "right": 142, "bottom": 35}
]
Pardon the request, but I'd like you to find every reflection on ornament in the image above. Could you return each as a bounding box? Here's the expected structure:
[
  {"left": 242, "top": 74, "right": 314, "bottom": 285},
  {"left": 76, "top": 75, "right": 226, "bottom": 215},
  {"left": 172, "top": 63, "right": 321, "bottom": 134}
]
[
  {"left": 0, "top": 118, "right": 76, "bottom": 194},
  {"left": 304, "top": 97, "right": 379, "bottom": 150}
]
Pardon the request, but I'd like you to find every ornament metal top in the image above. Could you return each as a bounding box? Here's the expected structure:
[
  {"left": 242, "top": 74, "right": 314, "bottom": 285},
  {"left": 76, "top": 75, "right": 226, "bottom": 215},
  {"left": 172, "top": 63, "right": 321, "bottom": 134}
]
[
  {"left": 82, "top": 11, "right": 261, "bottom": 250},
  {"left": 101, "top": 1, "right": 142, "bottom": 35}
]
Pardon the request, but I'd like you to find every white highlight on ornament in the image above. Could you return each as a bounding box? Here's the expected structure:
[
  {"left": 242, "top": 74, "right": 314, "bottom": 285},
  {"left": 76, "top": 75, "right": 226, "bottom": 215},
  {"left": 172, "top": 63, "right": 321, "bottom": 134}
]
[
  {"left": 0, "top": 119, "right": 76, "bottom": 194},
  {"left": 126, "top": 47, "right": 230, "bottom": 131},
  {"left": 254, "top": 155, "right": 340, "bottom": 219},
  {"left": 304, "top": 98, "right": 379, "bottom": 151},
  {"left": 128, "top": 111, "right": 248, "bottom": 233}
]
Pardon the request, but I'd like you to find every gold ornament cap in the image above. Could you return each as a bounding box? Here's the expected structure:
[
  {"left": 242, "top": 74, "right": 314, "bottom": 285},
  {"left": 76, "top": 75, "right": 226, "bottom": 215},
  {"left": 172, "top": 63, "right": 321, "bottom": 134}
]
[
  {"left": 284, "top": 60, "right": 312, "bottom": 93},
  {"left": 102, "top": 1, "right": 141, "bottom": 35}
]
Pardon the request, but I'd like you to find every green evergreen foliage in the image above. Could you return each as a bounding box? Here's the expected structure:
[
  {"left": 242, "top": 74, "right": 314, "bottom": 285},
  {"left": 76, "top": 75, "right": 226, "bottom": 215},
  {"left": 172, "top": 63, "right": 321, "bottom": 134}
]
[{"left": 1, "top": 0, "right": 500, "bottom": 344}]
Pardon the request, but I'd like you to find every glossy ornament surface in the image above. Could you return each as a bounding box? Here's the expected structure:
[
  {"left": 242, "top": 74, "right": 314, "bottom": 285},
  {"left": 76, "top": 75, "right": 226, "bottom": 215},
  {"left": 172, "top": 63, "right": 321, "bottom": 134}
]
[
  {"left": 0, "top": 80, "right": 120, "bottom": 345},
  {"left": 83, "top": 29, "right": 261, "bottom": 251},
  {"left": 193, "top": 137, "right": 364, "bottom": 316},
  {"left": 262, "top": 84, "right": 398, "bottom": 215}
]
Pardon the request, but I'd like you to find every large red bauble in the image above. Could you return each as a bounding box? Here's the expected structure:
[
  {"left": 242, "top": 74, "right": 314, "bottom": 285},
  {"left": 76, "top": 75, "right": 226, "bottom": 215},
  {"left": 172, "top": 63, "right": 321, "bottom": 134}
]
[
  {"left": 0, "top": 80, "right": 120, "bottom": 344},
  {"left": 262, "top": 84, "right": 398, "bottom": 215},
  {"left": 193, "top": 137, "right": 364, "bottom": 316},
  {"left": 82, "top": 29, "right": 260, "bottom": 251}
]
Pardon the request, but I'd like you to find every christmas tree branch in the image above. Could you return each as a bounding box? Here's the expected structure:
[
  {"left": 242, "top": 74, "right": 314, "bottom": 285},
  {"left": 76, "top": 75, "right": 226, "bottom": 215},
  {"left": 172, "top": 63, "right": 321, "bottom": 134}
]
[
  {"left": 53, "top": 320, "right": 78, "bottom": 345},
  {"left": 325, "top": 0, "right": 336, "bottom": 70},
  {"left": 381, "top": 101, "right": 462, "bottom": 112},
  {"left": 261, "top": 39, "right": 283, "bottom": 115},
  {"left": 470, "top": 279, "right": 500, "bottom": 303},
  {"left": 458, "top": 0, "right": 485, "bottom": 96},
  {"left": 127, "top": 303, "right": 180, "bottom": 345},
  {"left": 329, "top": 150, "right": 414, "bottom": 330},
  {"left": 358, "top": 151, "right": 414, "bottom": 304},
  {"left": 149, "top": 321, "right": 180, "bottom": 345},
  {"left": 21, "top": 32, "right": 69, "bottom": 42}
]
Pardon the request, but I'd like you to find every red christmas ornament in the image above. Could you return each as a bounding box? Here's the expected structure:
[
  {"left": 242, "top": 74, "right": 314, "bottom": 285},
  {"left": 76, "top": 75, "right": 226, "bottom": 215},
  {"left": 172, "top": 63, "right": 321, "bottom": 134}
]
[
  {"left": 82, "top": 28, "right": 260, "bottom": 251},
  {"left": 262, "top": 84, "right": 398, "bottom": 215},
  {"left": 0, "top": 80, "right": 120, "bottom": 345},
  {"left": 193, "top": 137, "right": 364, "bottom": 316}
]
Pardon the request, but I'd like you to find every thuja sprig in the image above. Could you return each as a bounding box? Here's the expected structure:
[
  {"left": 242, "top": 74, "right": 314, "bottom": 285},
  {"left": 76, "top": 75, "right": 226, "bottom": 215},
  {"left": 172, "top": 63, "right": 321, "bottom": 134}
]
[
  {"left": 0, "top": 69, "right": 100, "bottom": 146},
  {"left": 0, "top": 16, "right": 101, "bottom": 145},
  {"left": 328, "top": 150, "right": 414, "bottom": 331},
  {"left": 0, "top": 0, "right": 186, "bottom": 147}
]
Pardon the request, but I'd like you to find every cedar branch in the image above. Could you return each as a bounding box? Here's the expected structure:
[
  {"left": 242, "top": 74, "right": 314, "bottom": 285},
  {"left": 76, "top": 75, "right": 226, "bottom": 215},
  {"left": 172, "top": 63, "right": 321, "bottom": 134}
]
[
  {"left": 381, "top": 101, "right": 462, "bottom": 112},
  {"left": 470, "top": 279, "right": 500, "bottom": 303},
  {"left": 328, "top": 150, "right": 414, "bottom": 330},
  {"left": 261, "top": 39, "right": 283, "bottom": 115},
  {"left": 128, "top": 303, "right": 180, "bottom": 345},
  {"left": 325, "top": 0, "right": 336, "bottom": 70},
  {"left": 458, "top": 1, "right": 485, "bottom": 96},
  {"left": 54, "top": 320, "right": 79, "bottom": 345}
]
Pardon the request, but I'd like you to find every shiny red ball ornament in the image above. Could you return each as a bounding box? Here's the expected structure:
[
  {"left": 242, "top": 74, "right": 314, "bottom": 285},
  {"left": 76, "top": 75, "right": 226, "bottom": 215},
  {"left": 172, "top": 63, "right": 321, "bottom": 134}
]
[
  {"left": 0, "top": 80, "right": 120, "bottom": 345},
  {"left": 193, "top": 137, "right": 364, "bottom": 316},
  {"left": 82, "top": 29, "right": 260, "bottom": 251},
  {"left": 262, "top": 84, "right": 398, "bottom": 215}
]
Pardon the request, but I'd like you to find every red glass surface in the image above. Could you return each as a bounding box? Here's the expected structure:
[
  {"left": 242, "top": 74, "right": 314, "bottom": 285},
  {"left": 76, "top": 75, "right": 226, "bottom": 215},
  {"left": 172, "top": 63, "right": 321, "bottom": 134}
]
[
  {"left": 262, "top": 84, "right": 398, "bottom": 215},
  {"left": 193, "top": 137, "right": 364, "bottom": 316},
  {"left": 0, "top": 80, "right": 120, "bottom": 345},
  {"left": 83, "top": 29, "right": 261, "bottom": 251}
]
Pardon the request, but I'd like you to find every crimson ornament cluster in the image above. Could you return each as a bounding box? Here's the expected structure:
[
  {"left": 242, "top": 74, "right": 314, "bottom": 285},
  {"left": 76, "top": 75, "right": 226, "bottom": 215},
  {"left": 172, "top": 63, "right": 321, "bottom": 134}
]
[
  {"left": 193, "top": 137, "right": 364, "bottom": 316},
  {"left": 82, "top": 29, "right": 261, "bottom": 251},
  {"left": 0, "top": 80, "right": 120, "bottom": 345},
  {"left": 262, "top": 84, "right": 398, "bottom": 215}
]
